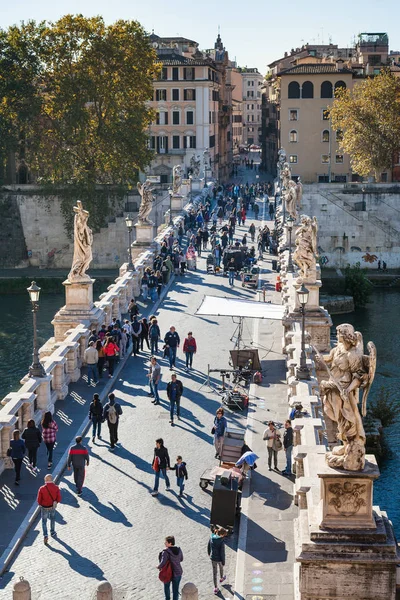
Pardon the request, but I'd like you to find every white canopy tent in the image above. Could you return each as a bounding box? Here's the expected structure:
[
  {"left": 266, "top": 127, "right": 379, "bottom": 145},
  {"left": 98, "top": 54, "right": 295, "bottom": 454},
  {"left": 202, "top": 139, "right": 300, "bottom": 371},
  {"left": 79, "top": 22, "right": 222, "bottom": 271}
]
[{"left": 196, "top": 295, "right": 285, "bottom": 320}]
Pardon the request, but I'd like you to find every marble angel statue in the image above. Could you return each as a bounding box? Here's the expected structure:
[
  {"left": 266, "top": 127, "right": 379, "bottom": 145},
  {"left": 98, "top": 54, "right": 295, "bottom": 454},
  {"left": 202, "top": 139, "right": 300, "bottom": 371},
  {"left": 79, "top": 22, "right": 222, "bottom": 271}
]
[
  {"left": 296, "top": 177, "right": 303, "bottom": 209},
  {"left": 285, "top": 180, "right": 298, "bottom": 221},
  {"left": 190, "top": 154, "right": 201, "bottom": 178},
  {"left": 293, "top": 215, "right": 318, "bottom": 279},
  {"left": 137, "top": 180, "right": 154, "bottom": 224},
  {"left": 316, "top": 324, "right": 376, "bottom": 471},
  {"left": 68, "top": 201, "right": 93, "bottom": 282},
  {"left": 172, "top": 164, "right": 183, "bottom": 195},
  {"left": 281, "top": 162, "right": 291, "bottom": 190}
]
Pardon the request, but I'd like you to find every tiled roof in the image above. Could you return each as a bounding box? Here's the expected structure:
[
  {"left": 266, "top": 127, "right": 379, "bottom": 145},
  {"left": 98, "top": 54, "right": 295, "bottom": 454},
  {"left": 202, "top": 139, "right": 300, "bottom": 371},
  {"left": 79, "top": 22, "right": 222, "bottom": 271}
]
[
  {"left": 278, "top": 63, "right": 353, "bottom": 76},
  {"left": 157, "top": 52, "right": 214, "bottom": 67}
]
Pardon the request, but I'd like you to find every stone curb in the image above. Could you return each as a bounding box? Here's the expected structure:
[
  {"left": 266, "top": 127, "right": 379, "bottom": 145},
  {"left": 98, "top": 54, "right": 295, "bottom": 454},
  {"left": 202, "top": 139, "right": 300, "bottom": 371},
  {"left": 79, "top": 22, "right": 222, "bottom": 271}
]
[{"left": 0, "top": 274, "right": 175, "bottom": 577}]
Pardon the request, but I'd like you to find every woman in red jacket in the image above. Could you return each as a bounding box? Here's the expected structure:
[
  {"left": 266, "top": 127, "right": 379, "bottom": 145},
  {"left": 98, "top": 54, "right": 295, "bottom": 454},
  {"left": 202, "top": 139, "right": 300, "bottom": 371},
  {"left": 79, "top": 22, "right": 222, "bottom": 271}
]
[
  {"left": 103, "top": 336, "right": 119, "bottom": 378},
  {"left": 183, "top": 332, "right": 197, "bottom": 372},
  {"left": 241, "top": 207, "right": 246, "bottom": 226}
]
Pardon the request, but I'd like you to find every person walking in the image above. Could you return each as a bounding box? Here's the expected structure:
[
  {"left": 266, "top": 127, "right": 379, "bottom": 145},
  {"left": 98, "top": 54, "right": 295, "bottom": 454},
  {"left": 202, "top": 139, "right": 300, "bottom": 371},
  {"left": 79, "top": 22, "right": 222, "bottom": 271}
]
[
  {"left": 149, "top": 318, "right": 161, "bottom": 354},
  {"left": 167, "top": 373, "right": 184, "bottom": 425},
  {"left": 22, "top": 419, "right": 42, "bottom": 472},
  {"left": 249, "top": 223, "right": 256, "bottom": 243},
  {"left": 263, "top": 421, "right": 282, "bottom": 471},
  {"left": 212, "top": 408, "right": 227, "bottom": 459},
  {"left": 228, "top": 258, "right": 236, "bottom": 287},
  {"left": 171, "top": 455, "right": 188, "bottom": 497},
  {"left": 282, "top": 419, "right": 294, "bottom": 476},
  {"left": 148, "top": 356, "right": 161, "bottom": 405},
  {"left": 9, "top": 430, "right": 25, "bottom": 485},
  {"left": 37, "top": 474, "right": 61, "bottom": 544},
  {"left": 89, "top": 393, "right": 103, "bottom": 442},
  {"left": 158, "top": 535, "right": 184, "bottom": 600},
  {"left": 269, "top": 202, "right": 274, "bottom": 220},
  {"left": 140, "top": 317, "right": 150, "bottom": 351},
  {"left": 151, "top": 438, "right": 171, "bottom": 496},
  {"left": 67, "top": 436, "right": 89, "bottom": 496},
  {"left": 131, "top": 316, "right": 142, "bottom": 356},
  {"left": 95, "top": 340, "right": 106, "bottom": 379},
  {"left": 164, "top": 326, "right": 180, "bottom": 370},
  {"left": 103, "top": 393, "right": 123, "bottom": 450},
  {"left": 183, "top": 332, "right": 197, "bottom": 372},
  {"left": 41, "top": 412, "right": 58, "bottom": 469},
  {"left": 208, "top": 526, "right": 228, "bottom": 595},
  {"left": 103, "top": 336, "right": 119, "bottom": 378},
  {"left": 84, "top": 341, "right": 98, "bottom": 386}
]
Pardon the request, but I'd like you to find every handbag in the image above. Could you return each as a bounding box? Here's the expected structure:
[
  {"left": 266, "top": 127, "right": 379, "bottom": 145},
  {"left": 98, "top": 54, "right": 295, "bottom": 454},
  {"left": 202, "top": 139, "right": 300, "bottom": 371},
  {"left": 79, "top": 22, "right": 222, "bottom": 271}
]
[
  {"left": 275, "top": 434, "right": 283, "bottom": 451},
  {"left": 6, "top": 447, "right": 12, "bottom": 457},
  {"left": 158, "top": 560, "right": 173, "bottom": 584},
  {"left": 152, "top": 456, "right": 160, "bottom": 472},
  {"left": 46, "top": 485, "right": 58, "bottom": 510},
  {"left": 211, "top": 426, "right": 216, "bottom": 435}
]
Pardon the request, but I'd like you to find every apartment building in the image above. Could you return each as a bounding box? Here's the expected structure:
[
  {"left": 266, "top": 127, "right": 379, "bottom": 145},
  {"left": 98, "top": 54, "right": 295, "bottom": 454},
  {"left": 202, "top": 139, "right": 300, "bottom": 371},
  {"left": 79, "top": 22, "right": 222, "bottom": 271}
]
[
  {"left": 263, "top": 33, "right": 394, "bottom": 182},
  {"left": 239, "top": 68, "right": 263, "bottom": 146},
  {"left": 146, "top": 34, "right": 233, "bottom": 183}
]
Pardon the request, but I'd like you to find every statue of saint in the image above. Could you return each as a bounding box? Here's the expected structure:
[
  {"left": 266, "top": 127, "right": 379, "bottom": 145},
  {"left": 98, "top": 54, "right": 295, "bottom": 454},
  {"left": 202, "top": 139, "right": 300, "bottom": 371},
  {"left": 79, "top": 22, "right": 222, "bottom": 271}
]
[
  {"left": 293, "top": 215, "right": 318, "bottom": 280},
  {"left": 285, "top": 180, "right": 298, "bottom": 221},
  {"left": 172, "top": 165, "right": 183, "bottom": 195},
  {"left": 281, "top": 162, "right": 291, "bottom": 190},
  {"left": 296, "top": 177, "right": 303, "bottom": 209},
  {"left": 190, "top": 155, "right": 201, "bottom": 178},
  {"left": 317, "top": 324, "right": 376, "bottom": 471},
  {"left": 68, "top": 201, "right": 93, "bottom": 282},
  {"left": 137, "top": 180, "right": 154, "bottom": 224}
]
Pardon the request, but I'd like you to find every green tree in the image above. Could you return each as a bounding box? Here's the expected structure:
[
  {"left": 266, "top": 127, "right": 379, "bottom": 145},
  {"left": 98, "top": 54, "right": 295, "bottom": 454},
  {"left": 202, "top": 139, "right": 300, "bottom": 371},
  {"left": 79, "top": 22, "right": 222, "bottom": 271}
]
[
  {"left": 344, "top": 262, "right": 373, "bottom": 307},
  {"left": 329, "top": 69, "right": 400, "bottom": 181}
]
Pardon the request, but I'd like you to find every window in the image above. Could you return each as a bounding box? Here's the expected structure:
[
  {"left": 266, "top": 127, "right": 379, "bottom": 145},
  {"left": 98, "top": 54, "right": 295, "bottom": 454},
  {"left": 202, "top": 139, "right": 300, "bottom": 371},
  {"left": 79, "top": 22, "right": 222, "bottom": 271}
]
[
  {"left": 247, "top": 90, "right": 254, "bottom": 98},
  {"left": 156, "top": 111, "right": 168, "bottom": 125},
  {"left": 289, "top": 155, "right": 298, "bottom": 164},
  {"left": 321, "top": 154, "right": 330, "bottom": 164},
  {"left": 157, "top": 136, "right": 168, "bottom": 154},
  {"left": 184, "top": 89, "right": 196, "bottom": 101},
  {"left": 322, "top": 130, "right": 330, "bottom": 143},
  {"left": 155, "top": 89, "right": 167, "bottom": 102},
  {"left": 288, "top": 81, "right": 300, "bottom": 99},
  {"left": 322, "top": 109, "right": 330, "bottom": 120},
  {"left": 335, "top": 80, "right": 347, "bottom": 91},
  {"left": 183, "top": 135, "right": 196, "bottom": 148},
  {"left": 161, "top": 67, "right": 168, "bottom": 80},
  {"left": 183, "top": 67, "right": 195, "bottom": 80},
  {"left": 172, "top": 135, "right": 180, "bottom": 149},
  {"left": 172, "top": 67, "right": 179, "bottom": 81},
  {"left": 302, "top": 81, "right": 314, "bottom": 98},
  {"left": 172, "top": 89, "right": 179, "bottom": 101},
  {"left": 172, "top": 111, "right": 180, "bottom": 125},
  {"left": 149, "top": 136, "right": 156, "bottom": 150},
  {"left": 335, "top": 154, "right": 344, "bottom": 164},
  {"left": 336, "top": 129, "right": 343, "bottom": 142},
  {"left": 289, "top": 130, "right": 298, "bottom": 143},
  {"left": 248, "top": 127, "right": 254, "bottom": 132},
  {"left": 368, "top": 55, "right": 381, "bottom": 66},
  {"left": 318, "top": 175, "right": 329, "bottom": 183},
  {"left": 321, "top": 81, "right": 333, "bottom": 99},
  {"left": 186, "top": 111, "right": 194, "bottom": 125},
  {"left": 289, "top": 109, "right": 298, "bottom": 121},
  {"left": 210, "top": 134, "right": 216, "bottom": 148},
  {"left": 212, "top": 90, "right": 219, "bottom": 102},
  {"left": 227, "top": 131, "right": 231, "bottom": 142}
]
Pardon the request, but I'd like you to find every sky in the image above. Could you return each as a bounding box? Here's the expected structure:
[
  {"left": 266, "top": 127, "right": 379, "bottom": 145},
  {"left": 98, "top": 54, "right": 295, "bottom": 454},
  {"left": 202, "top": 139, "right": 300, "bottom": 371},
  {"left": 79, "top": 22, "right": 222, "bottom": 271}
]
[{"left": 0, "top": 0, "right": 398, "bottom": 74}]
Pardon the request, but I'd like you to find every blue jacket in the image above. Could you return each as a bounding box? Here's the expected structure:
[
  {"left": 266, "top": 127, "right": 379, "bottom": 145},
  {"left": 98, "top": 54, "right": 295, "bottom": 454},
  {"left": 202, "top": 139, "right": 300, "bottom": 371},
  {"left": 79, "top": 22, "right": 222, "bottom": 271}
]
[
  {"left": 10, "top": 439, "right": 26, "bottom": 459},
  {"left": 164, "top": 331, "right": 180, "bottom": 348},
  {"left": 214, "top": 416, "right": 227, "bottom": 438},
  {"left": 207, "top": 533, "right": 226, "bottom": 564}
]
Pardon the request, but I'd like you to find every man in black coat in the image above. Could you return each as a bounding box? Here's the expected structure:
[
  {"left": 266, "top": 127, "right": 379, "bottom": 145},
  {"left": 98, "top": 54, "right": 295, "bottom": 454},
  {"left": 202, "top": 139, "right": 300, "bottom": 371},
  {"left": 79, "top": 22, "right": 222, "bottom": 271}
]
[
  {"left": 166, "top": 373, "right": 184, "bottom": 426},
  {"left": 282, "top": 419, "right": 294, "bottom": 476}
]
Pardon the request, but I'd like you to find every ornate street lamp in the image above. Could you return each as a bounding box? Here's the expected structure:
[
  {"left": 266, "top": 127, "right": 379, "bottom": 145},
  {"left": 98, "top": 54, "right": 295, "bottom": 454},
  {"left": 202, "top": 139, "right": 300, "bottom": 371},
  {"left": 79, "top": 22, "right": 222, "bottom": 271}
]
[
  {"left": 287, "top": 215, "right": 295, "bottom": 273},
  {"left": 27, "top": 281, "right": 46, "bottom": 378},
  {"left": 189, "top": 174, "right": 193, "bottom": 204},
  {"left": 296, "top": 284, "right": 311, "bottom": 380},
  {"left": 125, "top": 214, "right": 135, "bottom": 271},
  {"left": 168, "top": 187, "right": 173, "bottom": 225}
]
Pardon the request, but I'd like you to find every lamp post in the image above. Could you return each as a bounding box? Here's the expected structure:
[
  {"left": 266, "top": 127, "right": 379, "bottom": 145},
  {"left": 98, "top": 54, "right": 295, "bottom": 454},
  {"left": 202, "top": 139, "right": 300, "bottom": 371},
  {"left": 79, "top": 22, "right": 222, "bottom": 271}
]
[
  {"left": 296, "top": 284, "right": 311, "bottom": 380},
  {"left": 189, "top": 175, "right": 193, "bottom": 204},
  {"left": 27, "top": 281, "right": 46, "bottom": 378},
  {"left": 287, "top": 215, "right": 294, "bottom": 273},
  {"left": 125, "top": 214, "right": 135, "bottom": 271},
  {"left": 168, "top": 187, "right": 173, "bottom": 225}
]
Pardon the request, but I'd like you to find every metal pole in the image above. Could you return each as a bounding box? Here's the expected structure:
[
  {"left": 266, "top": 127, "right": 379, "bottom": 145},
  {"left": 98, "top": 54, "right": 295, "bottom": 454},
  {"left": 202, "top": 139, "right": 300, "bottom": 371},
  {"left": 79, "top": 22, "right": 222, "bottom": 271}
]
[
  {"left": 169, "top": 191, "right": 173, "bottom": 225},
  {"left": 287, "top": 226, "right": 294, "bottom": 272},
  {"left": 296, "top": 304, "right": 311, "bottom": 380},
  {"left": 127, "top": 227, "right": 134, "bottom": 271},
  {"left": 29, "top": 304, "right": 46, "bottom": 378}
]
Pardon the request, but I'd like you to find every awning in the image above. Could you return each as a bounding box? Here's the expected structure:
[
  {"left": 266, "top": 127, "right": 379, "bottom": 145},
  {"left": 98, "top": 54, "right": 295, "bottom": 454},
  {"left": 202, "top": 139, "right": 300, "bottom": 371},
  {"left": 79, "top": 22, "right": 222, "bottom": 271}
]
[{"left": 195, "top": 295, "right": 284, "bottom": 320}]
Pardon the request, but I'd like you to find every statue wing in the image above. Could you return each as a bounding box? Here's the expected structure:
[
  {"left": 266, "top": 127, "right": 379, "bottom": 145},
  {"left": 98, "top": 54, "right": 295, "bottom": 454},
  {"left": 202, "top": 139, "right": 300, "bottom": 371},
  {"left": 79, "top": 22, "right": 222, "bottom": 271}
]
[
  {"left": 137, "top": 182, "right": 142, "bottom": 195},
  {"left": 361, "top": 341, "right": 377, "bottom": 417}
]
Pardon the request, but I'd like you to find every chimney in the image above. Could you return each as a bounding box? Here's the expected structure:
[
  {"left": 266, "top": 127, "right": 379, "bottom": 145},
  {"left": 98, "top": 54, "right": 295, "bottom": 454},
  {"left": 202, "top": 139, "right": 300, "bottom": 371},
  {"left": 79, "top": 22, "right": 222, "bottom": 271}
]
[{"left": 336, "top": 58, "right": 344, "bottom": 71}]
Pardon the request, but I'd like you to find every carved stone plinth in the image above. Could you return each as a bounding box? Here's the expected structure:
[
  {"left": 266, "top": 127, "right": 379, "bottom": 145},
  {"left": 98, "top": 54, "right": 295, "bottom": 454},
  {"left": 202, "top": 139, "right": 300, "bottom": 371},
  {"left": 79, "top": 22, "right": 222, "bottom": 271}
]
[
  {"left": 170, "top": 193, "right": 184, "bottom": 214},
  {"left": 52, "top": 279, "right": 105, "bottom": 341},
  {"left": 319, "top": 458, "right": 379, "bottom": 530},
  {"left": 134, "top": 222, "right": 156, "bottom": 245}
]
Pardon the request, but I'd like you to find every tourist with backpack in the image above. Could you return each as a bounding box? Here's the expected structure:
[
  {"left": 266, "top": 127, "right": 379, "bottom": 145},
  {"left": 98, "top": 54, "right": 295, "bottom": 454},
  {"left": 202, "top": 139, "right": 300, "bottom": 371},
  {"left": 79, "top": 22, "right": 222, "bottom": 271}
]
[
  {"left": 103, "top": 393, "right": 122, "bottom": 450},
  {"left": 158, "top": 535, "right": 183, "bottom": 600},
  {"left": 208, "top": 525, "right": 228, "bottom": 595}
]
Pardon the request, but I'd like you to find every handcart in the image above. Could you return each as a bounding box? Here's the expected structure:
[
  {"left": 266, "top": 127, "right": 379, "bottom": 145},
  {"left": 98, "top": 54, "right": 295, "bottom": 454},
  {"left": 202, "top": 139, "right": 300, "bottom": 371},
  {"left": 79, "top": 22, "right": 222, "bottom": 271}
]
[
  {"left": 199, "top": 424, "right": 245, "bottom": 490},
  {"left": 241, "top": 265, "right": 260, "bottom": 288}
]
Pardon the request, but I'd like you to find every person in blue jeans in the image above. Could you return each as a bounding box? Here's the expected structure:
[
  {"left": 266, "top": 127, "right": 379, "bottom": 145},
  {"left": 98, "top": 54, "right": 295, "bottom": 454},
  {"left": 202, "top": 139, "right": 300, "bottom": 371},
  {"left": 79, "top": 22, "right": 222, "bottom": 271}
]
[
  {"left": 164, "top": 326, "right": 180, "bottom": 370},
  {"left": 148, "top": 356, "right": 161, "bottom": 405},
  {"left": 149, "top": 319, "right": 161, "bottom": 354},
  {"left": 171, "top": 456, "right": 188, "bottom": 497},
  {"left": 151, "top": 438, "right": 171, "bottom": 496},
  {"left": 228, "top": 258, "right": 235, "bottom": 286},
  {"left": 37, "top": 474, "right": 61, "bottom": 543},
  {"left": 167, "top": 374, "right": 183, "bottom": 425},
  {"left": 158, "top": 536, "right": 184, "bottom": 600},
  {"left": 89, "top": 394, "right": 103, "bottom": 442}
]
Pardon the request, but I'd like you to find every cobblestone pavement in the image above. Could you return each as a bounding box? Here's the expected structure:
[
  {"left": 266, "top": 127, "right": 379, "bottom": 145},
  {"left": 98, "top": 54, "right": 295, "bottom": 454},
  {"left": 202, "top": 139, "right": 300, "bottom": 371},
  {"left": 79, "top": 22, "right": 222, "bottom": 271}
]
[{"left": 0, "top": 212, "right": 270, "bottom": 600}]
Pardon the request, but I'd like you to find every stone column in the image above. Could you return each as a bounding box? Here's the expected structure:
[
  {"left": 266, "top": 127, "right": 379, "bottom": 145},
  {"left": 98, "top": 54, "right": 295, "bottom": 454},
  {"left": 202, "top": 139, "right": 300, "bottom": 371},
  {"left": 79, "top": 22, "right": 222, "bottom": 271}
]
[
  {"left": 111, "top": 294, "right": 120, "bottom": 321},
  {"left": 96, "top": 581, "right": 113, "bottom": 600},
  {"left": 132, "top": 271, "right": 141, "bottom": 298},
  {"left": 13, "top": 578, "right": 31, "bottom": 600},
  {"left": 35, "top": 376, "right": 52, "bottom": 413},
  {"left": 181, "top": 582, "right": 198, "bottom": 600},
  {"left": 1, "top": 422, "right": 16, "bottom": 467},
  {"left": 53, "top": 360, "right": 68, "bottom": 399},
  {"left": 66, "top": 345, "right": 80, "bottom": 382}
]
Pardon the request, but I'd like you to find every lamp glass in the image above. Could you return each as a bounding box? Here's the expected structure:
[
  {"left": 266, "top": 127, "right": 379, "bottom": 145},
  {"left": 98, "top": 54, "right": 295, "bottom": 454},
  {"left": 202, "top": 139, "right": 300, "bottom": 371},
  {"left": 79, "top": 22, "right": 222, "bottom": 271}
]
[
  {"left": 125, "top": 215, "right": 133, "bottom": 228},
  {"left": 297, "top": 284, "right": 309, "bottom": 306},
  {"left": 27, "top": 281, "right": 41, "bottom": 303}
]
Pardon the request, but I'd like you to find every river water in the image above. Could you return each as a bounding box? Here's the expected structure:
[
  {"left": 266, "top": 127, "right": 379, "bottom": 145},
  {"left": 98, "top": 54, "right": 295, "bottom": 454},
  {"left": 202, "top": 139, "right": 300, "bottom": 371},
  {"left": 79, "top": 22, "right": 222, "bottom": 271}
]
[{"left": 331, "top": 289, "right": 400, "bottom": 534}]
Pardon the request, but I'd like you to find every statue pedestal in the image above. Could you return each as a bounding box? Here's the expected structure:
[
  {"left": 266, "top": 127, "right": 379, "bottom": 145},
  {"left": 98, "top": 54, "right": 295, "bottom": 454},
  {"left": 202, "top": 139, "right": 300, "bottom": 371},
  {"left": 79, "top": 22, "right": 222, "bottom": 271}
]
[
  {"left": 318, "top": 458, "right": 379, "bottom": 530},
  {"left": 134, "top": 222, "right": 155, "bottom": 245},
  {"left": 191, "top": 178, "right": 204, "bottom": 192},
  {"left": 171, "top": 194, "right": 184, "bottom": 214},
  {"left": 52, "top": 279, "right": 105, "bottom": 341}
]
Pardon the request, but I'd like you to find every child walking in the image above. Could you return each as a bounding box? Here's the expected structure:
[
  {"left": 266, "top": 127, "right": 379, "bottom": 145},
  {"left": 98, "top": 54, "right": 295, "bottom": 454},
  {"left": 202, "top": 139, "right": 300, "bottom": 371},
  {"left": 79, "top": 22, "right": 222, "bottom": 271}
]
[
  {"left": 207, "top": 525, "right": 228, "bottom": 595},
  {"left": 172, "top": 455, "right": 188, "bottom": 497}
]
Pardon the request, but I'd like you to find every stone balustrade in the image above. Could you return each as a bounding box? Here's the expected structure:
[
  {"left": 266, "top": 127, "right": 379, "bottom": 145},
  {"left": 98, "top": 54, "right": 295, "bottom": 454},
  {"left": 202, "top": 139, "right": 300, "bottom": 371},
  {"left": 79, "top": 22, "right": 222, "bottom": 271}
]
[{"left": 0, "top": 196, "right": 191, "bottom": 477}]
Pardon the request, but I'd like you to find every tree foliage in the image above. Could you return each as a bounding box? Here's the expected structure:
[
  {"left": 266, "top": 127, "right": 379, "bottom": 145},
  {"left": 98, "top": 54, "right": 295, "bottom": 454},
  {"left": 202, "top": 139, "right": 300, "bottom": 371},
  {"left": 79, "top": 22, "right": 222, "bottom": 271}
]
[
  {"left": 369, "top": 386, "right": 400, "bottom": 428},
  {"left": 344, "top": 262, "right": 373, "bottom": 307},
  {"left": 329, "top": 70, "right": 400, "bottom": 181},
  {"left": 0, "top": 15, "right": 159, "bottom": 186}
]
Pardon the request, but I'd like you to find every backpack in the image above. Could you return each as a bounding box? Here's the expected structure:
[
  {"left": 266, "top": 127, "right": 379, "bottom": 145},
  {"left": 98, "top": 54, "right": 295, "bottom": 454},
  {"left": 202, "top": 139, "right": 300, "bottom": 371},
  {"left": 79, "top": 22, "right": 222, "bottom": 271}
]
[
  {"left": 158, "top": 559, "right": 173, "bottom": 584},
  {"left": 108, "top": 405, "right": 118, "bottom": 424},
  {"left": 253, "top": 371, "right": 262, "bottom": 384}
]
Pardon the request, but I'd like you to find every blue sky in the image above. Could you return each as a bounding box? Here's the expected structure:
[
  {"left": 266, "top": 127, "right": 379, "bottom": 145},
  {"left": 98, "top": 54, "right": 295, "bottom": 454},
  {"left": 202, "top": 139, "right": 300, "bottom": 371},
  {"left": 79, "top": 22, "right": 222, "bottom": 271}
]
[{"left": 0, "top": 0, "right": 397, "bottom": 74}]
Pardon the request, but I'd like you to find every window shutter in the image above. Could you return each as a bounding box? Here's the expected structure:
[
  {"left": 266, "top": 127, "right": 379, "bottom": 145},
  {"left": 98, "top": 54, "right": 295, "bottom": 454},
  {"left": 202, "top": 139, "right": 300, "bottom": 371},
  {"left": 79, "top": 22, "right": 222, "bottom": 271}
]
[
  {"left": 156, "top": 137, "right": 160, "bottom": 153},
  {"left": 192, "top": 136, "right": 196, "bottom": 149},
  {"left": 184, "top": 89, "right": 187, "bottom": 101},
  {"left": 165, "top": 112, "right": 168, "bottom": 125},
  {"left": 183, "top": 136, "right": 187, "bottom": 149},
  {"left": 183, "top": 68, "right": 187, "bottom": 80},
  {"left": 165, "top": 137, "right": 169, "bottom": 154},
  {"left": 193, "top": 89, "right": 196, "bottom": 101}
]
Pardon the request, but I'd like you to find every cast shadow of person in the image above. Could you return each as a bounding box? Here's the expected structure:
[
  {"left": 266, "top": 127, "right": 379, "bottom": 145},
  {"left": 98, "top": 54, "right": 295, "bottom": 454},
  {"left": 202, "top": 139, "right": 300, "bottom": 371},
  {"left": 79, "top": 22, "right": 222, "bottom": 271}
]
[
  {"left": 82, "top": 488, "right": 132, "bottom": 527},
  {"left": 46, "top": 537, "right": 105, "bottom": 579}
]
